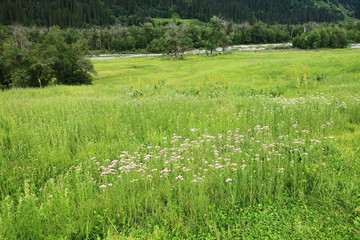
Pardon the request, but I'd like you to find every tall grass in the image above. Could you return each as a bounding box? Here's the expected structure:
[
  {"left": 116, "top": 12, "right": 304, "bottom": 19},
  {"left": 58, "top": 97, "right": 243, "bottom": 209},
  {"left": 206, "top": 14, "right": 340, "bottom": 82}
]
[{"left": 0, "top": 49, "right": 360, "bottom": 239}]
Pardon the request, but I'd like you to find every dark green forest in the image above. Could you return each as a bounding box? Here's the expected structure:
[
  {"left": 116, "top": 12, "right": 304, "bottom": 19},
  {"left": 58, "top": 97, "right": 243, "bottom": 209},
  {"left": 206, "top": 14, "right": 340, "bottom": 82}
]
[{"left": 1, "top": 0, "right": 360, "bottom": 27}]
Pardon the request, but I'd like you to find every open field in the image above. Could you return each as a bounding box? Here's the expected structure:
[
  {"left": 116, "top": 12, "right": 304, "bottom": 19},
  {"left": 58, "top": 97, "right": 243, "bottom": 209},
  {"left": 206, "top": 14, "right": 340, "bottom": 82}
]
[{"left": 1, "top": 49, "right": 360, "bottom": 239}]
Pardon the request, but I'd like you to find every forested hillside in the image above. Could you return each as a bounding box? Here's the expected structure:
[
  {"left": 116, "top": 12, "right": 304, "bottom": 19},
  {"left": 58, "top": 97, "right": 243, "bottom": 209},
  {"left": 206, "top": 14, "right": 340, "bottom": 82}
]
[{"left": 0, "top": 0, "right": 359, "bottom": 27}]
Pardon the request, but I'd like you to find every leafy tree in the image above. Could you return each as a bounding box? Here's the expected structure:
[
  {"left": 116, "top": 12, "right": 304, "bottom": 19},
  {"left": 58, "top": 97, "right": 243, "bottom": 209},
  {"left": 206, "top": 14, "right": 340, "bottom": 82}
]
[
  {"left": 187, "top": 25, "right": 207, "bottom": 49},
  {"left": 162, "top": 23, "right": 193, "bottom": 60},
  {"left": 318, "top": 28, "right": 330, "bottom": 47},
  {"left": 293, "top": 26, "right": 350, "bottom": 49},
  {"left": 332, "top": 28, "right": 349, "bottom": 48},
  {"left": 220, "top": 20, "right": 234, "bottom": 52},
  {"left": 40, "top": 27, "right": 95, "bottom": 85},
  {"left": 0, "top": 25, "right": 9, "bottom": 46},
  {"left": 0, "top": 26, "right": 10, "bottom": 89},
  {"left": 204, "top": 16, "right": 226, "bottom": 55},
  {"left": 0, "top": 26, "right": 35, "bottom": 87},
  {"left": 0, "top": 26, "right": 95, "bottom": 89},
  {"left": 147, "top": 38, "right": 166, "bottom": 53}
]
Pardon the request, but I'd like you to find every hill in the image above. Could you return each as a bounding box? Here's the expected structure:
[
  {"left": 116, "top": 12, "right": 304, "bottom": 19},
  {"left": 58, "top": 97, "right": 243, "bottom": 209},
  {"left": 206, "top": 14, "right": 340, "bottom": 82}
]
[{"left": 0, "top": 0, "right": 359, "bottom": 27}]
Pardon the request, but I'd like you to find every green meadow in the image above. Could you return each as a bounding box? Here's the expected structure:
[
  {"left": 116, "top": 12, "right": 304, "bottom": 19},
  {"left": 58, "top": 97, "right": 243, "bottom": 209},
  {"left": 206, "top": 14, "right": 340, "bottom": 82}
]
[{"left": 1, "top": 49, "right": 360, "bottom": 239}]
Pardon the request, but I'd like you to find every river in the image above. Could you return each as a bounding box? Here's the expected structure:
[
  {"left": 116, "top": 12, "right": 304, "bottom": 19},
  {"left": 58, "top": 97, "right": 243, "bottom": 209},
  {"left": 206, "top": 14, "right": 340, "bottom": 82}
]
[{"left": 88, "top": 43, "right": 360, "bottom": 60}]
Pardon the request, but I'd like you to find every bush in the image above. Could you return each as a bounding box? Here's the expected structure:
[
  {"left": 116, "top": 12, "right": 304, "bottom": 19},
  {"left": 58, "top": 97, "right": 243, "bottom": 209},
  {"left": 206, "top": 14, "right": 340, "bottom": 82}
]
[
  {"left": 293, "top": 27, "right": 350, "bottom": 49},
  {"left": 0, "top": 26, "right": 94, "bottom": 89}
]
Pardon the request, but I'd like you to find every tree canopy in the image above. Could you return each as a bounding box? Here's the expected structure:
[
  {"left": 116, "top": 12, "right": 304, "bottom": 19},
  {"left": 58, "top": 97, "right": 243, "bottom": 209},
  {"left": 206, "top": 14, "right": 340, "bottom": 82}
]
[{"left": 0, "top": 26, "right": 94, "bottom": 89}]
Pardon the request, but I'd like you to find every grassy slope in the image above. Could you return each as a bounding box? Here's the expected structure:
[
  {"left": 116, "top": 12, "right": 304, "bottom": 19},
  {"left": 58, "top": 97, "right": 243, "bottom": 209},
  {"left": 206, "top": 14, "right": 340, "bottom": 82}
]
[
  {"left": 316, "top": 0, "right": 359, "bottom": 22},
  {"left": 0, "top": 49, "right": 360, "bottom": 239}
]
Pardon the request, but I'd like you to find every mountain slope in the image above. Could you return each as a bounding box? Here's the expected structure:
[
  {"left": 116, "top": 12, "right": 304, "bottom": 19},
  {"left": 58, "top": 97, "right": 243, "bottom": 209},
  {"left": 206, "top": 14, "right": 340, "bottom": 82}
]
[{"left": 0, "top": 0, "right": 359, "bottom": 27}]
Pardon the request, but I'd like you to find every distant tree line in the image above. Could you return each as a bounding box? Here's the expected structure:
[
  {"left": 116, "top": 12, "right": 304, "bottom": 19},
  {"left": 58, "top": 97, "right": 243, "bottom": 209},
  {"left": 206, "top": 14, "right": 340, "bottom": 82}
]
[
  {"left": 1, "top": 20, "right": 360, "bottom": 55},
  {"left": 85, "top": 20, "right": 298, "bottom": 54},
  {"left": 1, "top": 0, "right": 360, "bottom": 27},
  {"left": 0, "top": 21, "right": 298, "bottom": 52}
]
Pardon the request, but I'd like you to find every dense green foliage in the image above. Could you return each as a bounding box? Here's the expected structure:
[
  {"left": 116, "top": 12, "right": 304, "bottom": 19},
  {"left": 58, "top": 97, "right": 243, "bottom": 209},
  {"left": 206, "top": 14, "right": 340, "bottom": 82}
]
[
  {"left": 0, "top": 49, "right": 360, "bottom": 239},
  {"left": 0, "top": 0, "right": 359, "bottom": 27},
  {"left": 1, "top": 20, "right": 359, "bottom": 60},
  {"left": 152, "top": 23, "right": 193, "bottom": 59},
  {"left": 0, "top": 26, "right": 94, "bottom": 89},
  {"left": 293, "top": 27, "right": 349, "bottom": 49},
  {"left": 292, "top": 23, "right": 360, "bottom": 49}
]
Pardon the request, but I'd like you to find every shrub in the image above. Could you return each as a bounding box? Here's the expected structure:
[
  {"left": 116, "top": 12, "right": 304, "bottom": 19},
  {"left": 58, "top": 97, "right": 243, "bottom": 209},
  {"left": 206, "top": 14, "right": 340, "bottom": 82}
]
[
  {"left": 0, "top": 26, "right": 94, "bottom": 89},
  {"left": 293, "top": 27, "right": 350, "bottom": 49}
]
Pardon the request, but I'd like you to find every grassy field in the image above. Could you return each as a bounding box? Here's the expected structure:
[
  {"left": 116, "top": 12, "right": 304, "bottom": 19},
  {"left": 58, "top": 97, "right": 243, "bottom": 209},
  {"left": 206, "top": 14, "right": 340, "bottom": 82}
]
[{"left": 0, "top": 49, "right": 360, "bottom": 239}]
